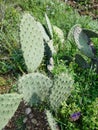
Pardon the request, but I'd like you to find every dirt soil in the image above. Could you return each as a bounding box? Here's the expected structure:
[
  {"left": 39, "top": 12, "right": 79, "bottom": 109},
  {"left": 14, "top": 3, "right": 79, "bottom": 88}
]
[
  {"left": 4, "top": 102, "right": 50, "bottom": 130},
  {"left": 68, "top": 0, "right": 98, "bottom": 19}
]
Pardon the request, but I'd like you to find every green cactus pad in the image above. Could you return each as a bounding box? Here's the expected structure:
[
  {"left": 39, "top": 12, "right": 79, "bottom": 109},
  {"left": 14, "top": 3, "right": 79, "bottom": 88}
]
[
  {"left": 49, "top": 73, "right": 74, "bottom": 111},
  {"left": 75, "top": 54, "right": 90, "bottom": 69},
  {"left": 45, "top": 13, "right": 53, "bottom": 39},
  {"left": 20, "top": 13, "right": 44, "bottom": 72},
  {"left": 18, "top": 73, "right": 53, "bottom": 106},
  {"left": 67, "top": 24, "right": 81, "bottom": 42},
  {"left": 0, "top": 93, "right": 22, "bottom": 130},
  {"left": 83, "top": 28, "right": 98, "bottom": 38},
  {"left": 53, "top": 25, "right": 65, "bottom": 43},
  {"left": 37, "top": 21, "right": 50, "bottom": 42},
  {"left": 45, "top": 109, "right": 59, "bottom": 130},
  {"left": 73, "top": 26, "right": 94, "bottom": 58}
]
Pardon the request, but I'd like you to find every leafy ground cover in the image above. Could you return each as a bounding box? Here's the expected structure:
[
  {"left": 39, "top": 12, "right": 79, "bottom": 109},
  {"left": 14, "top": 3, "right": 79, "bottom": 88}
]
[{"left": 0, "top": 0, "right": 98, "bottom": 130}]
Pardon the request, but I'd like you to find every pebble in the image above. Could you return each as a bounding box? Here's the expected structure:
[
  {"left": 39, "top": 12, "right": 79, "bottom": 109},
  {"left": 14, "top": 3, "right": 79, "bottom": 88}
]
[
  {"left": 25, "top": 107, "right": 32, "bottom": 115},
  {"left": 29, "top": 113, "right": 34, "bottom": 119},
  {"left": 31, "top": 118, "right": 37, "bottom": 125},
  {"left": 23, "top": 117, "right": 28, "bottom": 123}
]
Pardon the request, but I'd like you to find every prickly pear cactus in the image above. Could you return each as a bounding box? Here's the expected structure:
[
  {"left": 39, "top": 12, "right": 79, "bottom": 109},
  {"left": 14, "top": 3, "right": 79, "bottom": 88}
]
[
  {"left": 53, "top": 25, "right": 64, "bottom": 44},
  {"left": 47, "top": 39, "right": 56, "bottom": 54},
  {"left": 83, "top": 28, "right": 98, "bottom": 38},
  {"left": 67, "top": 24, "right": 81, "bottom": 42},
  {"left": 18, "top": 73, "right": 53, "bottom": 106},
  {"left": 20, "top": 13, "right": 44, "bottom": 73},
  {"left": 37, "top": 21, "right": 50, "bottom": 42},
  {"left": 49, "top": 73, "right": 74, "bottom": 111},
  {"left": 45, "top": 110, "right": 59, "bottom": 130},
  {"left": 0, "top": 93, "right": 22, "bottom": 130},
  {"left": 75, "top": 54, "right": 90, "bottom": 69},
  {"left": 45, "top": 13, "right": 53, "bottom": 39},
  {"left": 73, "top": 26, "right": 94, "bottom": 58}
]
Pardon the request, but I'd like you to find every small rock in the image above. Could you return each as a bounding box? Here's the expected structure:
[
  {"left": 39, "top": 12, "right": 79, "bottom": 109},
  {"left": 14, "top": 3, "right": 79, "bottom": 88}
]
[
  {"left": 26, "top": 126, "right": 31, "bottom": 130},
  {"left": 31, "top": 118, "right": 37, "bottom": 125},
  {"left": 25, "top": 107, "right": 32, "bottom": 115},
  {"left": 47, "top": 64, "right": 54, "bottom": 71},
  {"left": 23, "top": 117, "right": 28, "bottom": 123},
  {"left": 29, "top": 113, "right": 34, "bottom": 119}
]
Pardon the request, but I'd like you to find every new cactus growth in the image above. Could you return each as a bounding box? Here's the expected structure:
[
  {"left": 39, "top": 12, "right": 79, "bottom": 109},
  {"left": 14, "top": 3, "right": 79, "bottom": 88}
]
[
  {"left": 18, "top": 73, "right": 53, "bottom": 106},
  {"left": 44, "top": 13, "right": 55, "bottom": 54},
  {"left": 0, "top": 93, "right": 22, "bottom": 130},
  {"left": 53, "top": 25, "right": 65, "bottom": 44},
  {"left": 73, "top": 26, "right": 94, "bottom": 58},
  {"left": 20, "top": 13, "right": 44, "bottom": 73},
  {"left": 49, "top": 73, "right": 74, "bottom": 111},
  {"left": 45, "top": 13, "right": 53, "bottom": 39}
]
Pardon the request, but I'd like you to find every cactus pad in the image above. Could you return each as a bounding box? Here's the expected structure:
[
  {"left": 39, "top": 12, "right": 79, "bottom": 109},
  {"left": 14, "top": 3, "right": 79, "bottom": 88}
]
[
  {"left": 20, "top": 13, "right": 44, "bottom": 72},
  {"left": 67, "top": 24, "right": 81, "bottom": 42},
  {"left": 73, "top": 26, "right": 94, "bottom": 58},
  {"left": 83, "top": 28, "right": 98, "bottom": 38},
  {"left": 18, "top": 73, "right": 53, "bottom": 106},
  {"left": 45, "top": 110, "right": 59, "bottom": 130},
  {"left": 0, "top": 93, "right": 22, "bottom": 130},
  {"left": 37, "top": 21, "right": 50, "bottom": 42},
  {"left": 45, "top": 13, "right": 53, "bottom": 39},
  {"left": 49, "top": 73, "right": 74, "bottom": 111},
  {"left": 75, "top": 54, "right": 90, "bottom": 69},
  {"left": 53, "top": 25, "right": 64, "bottom": 43}
]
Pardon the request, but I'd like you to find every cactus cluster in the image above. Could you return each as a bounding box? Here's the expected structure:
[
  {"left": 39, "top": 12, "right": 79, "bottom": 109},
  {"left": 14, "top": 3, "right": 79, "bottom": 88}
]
[
  {"left": 18, "top": 13, "right": 74, "bottom": 111},
  {"left": 67, "top": 24, "right": 98, "bottom": 70},
  {"left": 68, "top": 24, "right": 98, "bottom": 59},
  {"left": 0, "top": 12, "right": 74, "bottom": 130},
  {"left": 18, "top": 72, "right": 74, "bottom": 111}
]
